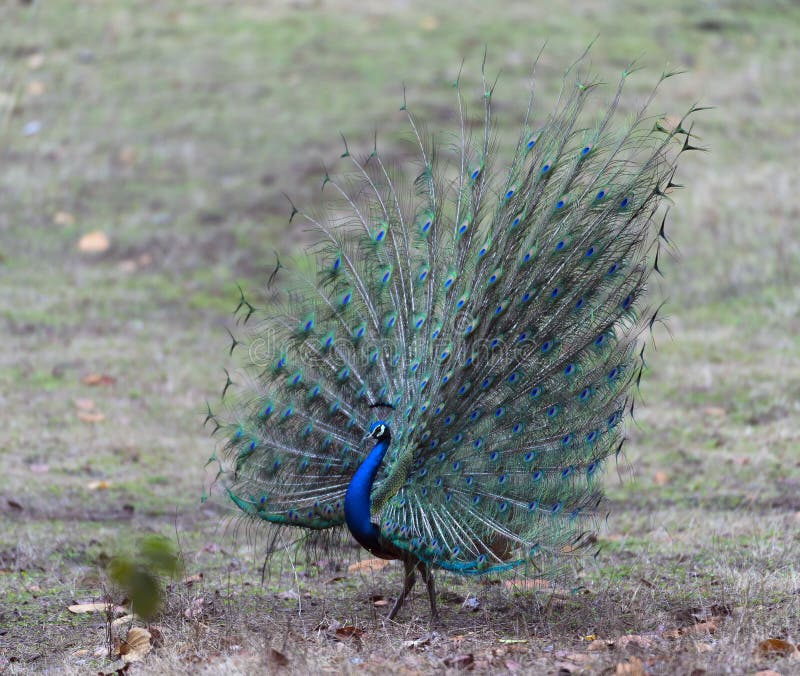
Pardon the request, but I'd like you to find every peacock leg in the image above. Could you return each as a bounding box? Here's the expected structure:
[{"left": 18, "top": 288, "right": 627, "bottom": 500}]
[
  {"left": 417, "top": 561, "right": 440, "bottom": 624},
  {"left": 387, "top": 558, "right": 417, "bottom": 620}
]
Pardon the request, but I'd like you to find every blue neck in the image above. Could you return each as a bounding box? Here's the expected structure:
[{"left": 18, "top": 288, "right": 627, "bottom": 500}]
[{"left": 344, "top": 438, "right": 390, "bottom": 555}]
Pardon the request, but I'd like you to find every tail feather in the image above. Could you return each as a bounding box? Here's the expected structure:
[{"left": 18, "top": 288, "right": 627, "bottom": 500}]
[{"left": 212, "top": 51, "right": 700, "bottom": 574}]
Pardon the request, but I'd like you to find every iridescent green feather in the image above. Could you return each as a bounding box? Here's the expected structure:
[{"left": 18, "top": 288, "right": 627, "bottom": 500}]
[{"left": 212, "top": 54, "right": 700, "bottom": 576}]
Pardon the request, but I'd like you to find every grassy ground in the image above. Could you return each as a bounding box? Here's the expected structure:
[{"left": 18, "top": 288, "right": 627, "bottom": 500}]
[{"left": 1, "top": 0, "right": 799, "bottom": 673}]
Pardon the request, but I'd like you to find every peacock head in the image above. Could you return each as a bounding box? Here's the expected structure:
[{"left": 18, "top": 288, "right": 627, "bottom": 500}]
[{"left": 367, "top": 420, "right": 391, "bottom": 442}]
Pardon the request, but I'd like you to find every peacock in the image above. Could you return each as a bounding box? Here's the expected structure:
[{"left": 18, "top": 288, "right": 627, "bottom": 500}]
[{"left": 206, "top": 51, "right": 703, "bottom": 623}]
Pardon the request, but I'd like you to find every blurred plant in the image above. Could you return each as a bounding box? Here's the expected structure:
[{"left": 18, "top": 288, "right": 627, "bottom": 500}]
[{"left": 108, "top": 535, "right": 183, "bottom": 620}]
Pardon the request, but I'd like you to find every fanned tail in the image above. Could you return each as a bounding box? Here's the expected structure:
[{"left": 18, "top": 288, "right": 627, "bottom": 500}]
[{"left": 209, "top": 51, "right": 703, "bottom": 576}]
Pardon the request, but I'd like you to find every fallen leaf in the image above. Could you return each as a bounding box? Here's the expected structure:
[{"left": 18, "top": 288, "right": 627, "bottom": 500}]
[
  {"left": 118, "top": 146, "right": 138, "bottom": 166},
  {"left": 616, "top": 635, "right": 654, "bottom": 650},
  {"left": 26, "top": 80, "right": 45, "bottom": 97},
  {"left": 74, "top": 398, "right": 96, "bottom": 411},
  {"left": 53, "top": 211, "right": 75, "bottom": 226},
  {"left": 664, "top": 621, "right": 716, "bottom": 639},
  {"left": 268, "top": 648, "right": 289, "bottom": 667},
  {"left": 373, "top": 599, "right": 388, "bottom": 607},
  {"left": 27, "top": 53, "right": 45, "bottom": 70},
  {"left": 82, "top": 373, "right": 116, "bottom": 386},
  {"left": 118, "top": 627, "right": 151, "bottom": 663},
  {"left": 686, "top": 621, "right": 717, "bottom": 636},
  {"left": 587, "top": 638, "right": 615, "bottom": 652},
  {"left": 87, "top": 480, "right": 110, "bottom": 491},
  {"left": 418, "top": 15, "right": 439, "bottom": 31},
  {"left": 334, "top": 626, "right": 364, "bottom": 640},
  {"left": 112, "top": 613, "right": 138, "bottom": 628},
  {"left": 68, "top": 602, "right": 125, "bottom": 615},
  {"left": 653, "top": 470, "right": 670, "bottom": 486},
  {"left": 695, "top": 641, "right": 714, "bottom": 654},
  {"left": 182, "top": 573, "right": 203, "bottom": 586},
  {"left": 588, "top": 639, "right": 612, "bottom": 651},
  {"left": 148, "top": 625, "right": 164, "bottom": 647},
  {"left": 7, "top": 499, "right": 23, "bottom": 510},
  {"left": 615, "top": 656, "right": 645, "bottom": 675},
  {"left": 78, "top": 231, "right": 110, "bottom": 253},
  {"left": 184, "top": 597, "right": 207, "bottom": 620},
  {"left": 756, "top": 638, "right": 796, "bottom": 657},
  {"left": 348, "top": 558, "right": 391, "bottom": 574},
  {"left": 564, "top": 652, "right": 592, "bottom": 663},
  {"left": 78, "top": 411, "right": 105, "bottom": 423},
  {"left": 702, "top": 406, "right": 726, "bottom": 417},
  {"left": 443, "top": 654, "right": 474, "bottom": 668}
]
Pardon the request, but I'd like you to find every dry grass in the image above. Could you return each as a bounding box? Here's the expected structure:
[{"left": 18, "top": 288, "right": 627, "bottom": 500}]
[{"left": 1, "top": 0, "right": 799, "bottom": 673}]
